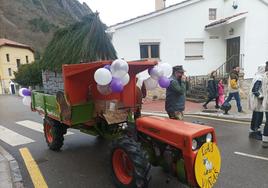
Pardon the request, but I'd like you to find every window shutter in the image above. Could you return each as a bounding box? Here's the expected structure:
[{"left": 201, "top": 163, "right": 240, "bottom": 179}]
[{"left": 185, "top": 42, "right": 204, "bottom": 58}]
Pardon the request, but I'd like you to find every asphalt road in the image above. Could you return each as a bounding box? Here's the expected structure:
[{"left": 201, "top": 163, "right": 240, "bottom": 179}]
[{"left": 1, "top": 95, "right": 268, "bottom": 188}]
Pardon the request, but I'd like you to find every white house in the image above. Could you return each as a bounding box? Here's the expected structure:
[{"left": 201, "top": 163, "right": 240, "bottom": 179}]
[{"left": 107, "top": 0, "right": 268, "bottom": 78}]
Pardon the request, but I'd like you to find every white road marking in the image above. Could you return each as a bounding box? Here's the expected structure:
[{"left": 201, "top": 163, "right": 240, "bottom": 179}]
[
  {"left": 185, "top": 115, "right": 249, "bottom": 125},
  {"left": 16, "top": 120, "right": 74, "bottom": 135},
  {"left": 0, "top": 125, "right": 34, "bottom": 146},
  {"left": 234, "top": 152, "right": 268, "bottom": 161}
]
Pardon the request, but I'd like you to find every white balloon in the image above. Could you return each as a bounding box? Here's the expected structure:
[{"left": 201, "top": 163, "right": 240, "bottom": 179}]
[
  {"left": 150, "top": 66, "right": 164, "bottom": 80},
  {"left": 144, "top": 77, "right": 158, "bottom": 90},
  {"left": 97, "top": 84, "right": 112, "bottom": 95},
  {"left": 159, "top": 63, "right": 173, "bottom": 77},
  {"left": 22, "top": 96, "right": 31, "bottom": 106},
  {"left": 121, "top": 74, "right": 130, "bottom": 86},
  {"left": 137, "top": 70, "right": 150, "bottom": 81},
  {"left": 94, "top": 68, "right": 112, "bottom": 86},
  {"left": 110, "top": 59, "right": 129, "bottom": 78},
  {"left": 19, "top": 88, "right": 27, "bottom": 97}
]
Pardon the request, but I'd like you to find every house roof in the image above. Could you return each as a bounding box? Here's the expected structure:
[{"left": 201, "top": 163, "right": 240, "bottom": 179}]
[
  {"left": 0, "top": 38, "right": 34, "bottom": 52},
  {"left": 108, "top": 0, "right": 267, "bottom": 32},
  {"left": 108, "top": 0, "right": 200, "bottom": 31},
  {"left": 260, "top": 0, "right": 268, "bottom": 6},
  {"left": 205, "top": 12, "right": 248, "bottom": 29}
]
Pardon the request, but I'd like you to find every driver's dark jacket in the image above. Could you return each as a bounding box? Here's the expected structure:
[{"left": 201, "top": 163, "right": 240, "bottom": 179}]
[{"left": 165, "top": 76, "right": 186, "bottom": 113}]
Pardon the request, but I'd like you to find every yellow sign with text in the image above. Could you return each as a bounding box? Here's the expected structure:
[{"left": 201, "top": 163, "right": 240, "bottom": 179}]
[{"left": 195, "top": 142, "right": 221, "bottom": 188}]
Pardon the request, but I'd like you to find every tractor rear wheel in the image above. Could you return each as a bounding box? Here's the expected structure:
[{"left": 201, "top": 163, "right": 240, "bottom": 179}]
[
  {"left": 111, "top": 136, "right": 151, "bottom": 188},
  {"left": 43, "top": 117, "right": 65, "bottom": 151}
]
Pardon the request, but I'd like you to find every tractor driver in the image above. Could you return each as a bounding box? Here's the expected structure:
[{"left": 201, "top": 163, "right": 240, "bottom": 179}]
[{"left": 165, "top": 65, "right": 187, "bottom": 120}]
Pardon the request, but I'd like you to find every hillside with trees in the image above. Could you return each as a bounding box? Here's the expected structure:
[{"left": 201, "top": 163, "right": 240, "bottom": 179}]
[{"left": 0, "top": 0, "right": 92, "bottom": 57}]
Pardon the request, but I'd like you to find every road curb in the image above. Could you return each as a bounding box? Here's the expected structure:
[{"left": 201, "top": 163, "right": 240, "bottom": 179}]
[
  {"left": 142, "top": 111, "right": 251, "bottom": 123},
  {"left": 186, "top": 113, "right": 251, "bottom": 123},
  {"left": 0, "top": 145, "right": 24, "bottom": 188}
]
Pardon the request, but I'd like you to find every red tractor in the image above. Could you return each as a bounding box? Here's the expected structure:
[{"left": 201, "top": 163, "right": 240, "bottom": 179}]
[{"left": 31, "top": 60, "right": 221, "bottom": 188}]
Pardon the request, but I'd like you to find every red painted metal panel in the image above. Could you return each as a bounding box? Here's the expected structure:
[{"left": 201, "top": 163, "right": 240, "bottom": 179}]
[{"left": 62, "top": 60, "right": 157, "bottom": 109}]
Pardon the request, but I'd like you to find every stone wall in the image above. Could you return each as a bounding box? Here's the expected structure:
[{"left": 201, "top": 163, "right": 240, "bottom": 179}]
[
  {"left": 239, "top": 78, "right": 252, "bottom": 99},
  {"left": 42, "top": 71, "right": 64, "bottom": 94},
  {"left": 146, "top": 87, "right": 166, "bottom": 100}
]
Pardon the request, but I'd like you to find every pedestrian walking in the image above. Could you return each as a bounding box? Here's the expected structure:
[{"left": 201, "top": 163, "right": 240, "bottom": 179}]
[
  {"left": 165, "top": 65, "right": 186, "bottom": 120},
  {"left": 203, "top": 71, "right": 219, "bottom": 109},
  {"left": 260, "top": 61, "right": 268, "bottom": 148},
  {"left": 218, "top": 79, "right": 225, "bottom": 106},
  {"left": 222, "top": 66, "right": 243, "bottom": 112},
  {"left": 248, "top": 66, "right": 265, "bottom": 140}
]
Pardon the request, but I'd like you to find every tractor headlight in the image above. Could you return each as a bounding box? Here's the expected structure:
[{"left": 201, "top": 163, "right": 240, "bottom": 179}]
[
  {"left": 206, "top": 133, "right": 212, "bottom": 143},
  {"left": 192, "top": 139, "right": 198, "bottom": 150}
]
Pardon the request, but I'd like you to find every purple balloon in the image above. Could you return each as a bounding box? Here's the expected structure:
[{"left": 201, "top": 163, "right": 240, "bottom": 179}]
[
  {"left": 158, "top": 77, "right": 171, "bottom": 88},
  {"left": 104, "top": 65, "right": 111, "bottom": 70},
  {"left": 148, "top": 67, "right": 153, "bottom": 75},
  {"left": 110, "top": 78, "right": 124, "bottom": 93},
  {"left": 22, "top": 89, "right": 31, "bottom": 96}
]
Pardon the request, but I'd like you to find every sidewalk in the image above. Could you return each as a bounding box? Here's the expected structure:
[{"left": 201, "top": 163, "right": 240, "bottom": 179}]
[
  {"left": 142, "top": 98, "right": 252, "bottom": 121},
  {"left": 0, "top": 146, "right": 23, "bottom": 188}
]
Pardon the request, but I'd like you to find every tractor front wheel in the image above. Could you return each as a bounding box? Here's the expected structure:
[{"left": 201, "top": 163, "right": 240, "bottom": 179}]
[
  {"left": 43, "top": 117, "right": 65, "bottom": 151},
  {"left": 111, "top": 136, "right": 151, "bottom": 188}
]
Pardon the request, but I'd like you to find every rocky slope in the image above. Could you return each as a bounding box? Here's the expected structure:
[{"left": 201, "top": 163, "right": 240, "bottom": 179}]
[{"left": 0, "top": 0, "right": 92, "bottom": 56}]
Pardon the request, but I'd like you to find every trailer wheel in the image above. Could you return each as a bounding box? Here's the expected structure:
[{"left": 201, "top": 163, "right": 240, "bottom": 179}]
[
  {"left": 111, "top": 136, "right": 151, "bottom": 188},
  {"left": 43, "top": 117, "right": 64, "bottom": 151}
]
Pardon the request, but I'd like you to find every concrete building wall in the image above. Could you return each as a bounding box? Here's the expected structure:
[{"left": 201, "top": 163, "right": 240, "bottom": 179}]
[
  {"left": 242, "top": 0, "right": 268, "bottom": 78},
  {"left": 223, "top": 0, "right": 268, "bottom": 77},
  {"left": 223, "top": 18, "right": 246, "bottom": 66},
  {"left": 110, "top": 0, "right": 268, "bottom": 78},
  {"left": 0, "top": 46, "right": 34, "bottom": 94},
  {"left": 111, "top": 0, "right": 228, "bottom": 77}
]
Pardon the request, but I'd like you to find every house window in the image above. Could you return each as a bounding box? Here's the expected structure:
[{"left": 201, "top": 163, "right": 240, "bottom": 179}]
[
  {"left": 209, "top": 8, "right": 217, "bottom": 20},
  {"left": 6, "top": 54, "right": 10, "bottom": 62},
  {"left": 16, "top": 59, "right": 21, "bottom": 68},
  {"left": 26, "top": 56, "right": 29, "bottom": 63},
  {"left": 8, "top": 68, "right": 12, "bottom": 76},
  {"left": 185, "top": 41, "right": 204, "bottom": 60},
  {"left": 140, "top": 43, "right": 160, "bottom": 59}
]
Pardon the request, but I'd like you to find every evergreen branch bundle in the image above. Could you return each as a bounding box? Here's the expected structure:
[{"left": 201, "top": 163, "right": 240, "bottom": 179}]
[{"left": 41, "top": 13, "right": 117, "bottom": 71}]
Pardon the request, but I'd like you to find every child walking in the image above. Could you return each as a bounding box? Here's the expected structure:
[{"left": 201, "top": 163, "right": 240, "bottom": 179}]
[{"left": 218, "top": 79, "right": 224, "bottom": 106}]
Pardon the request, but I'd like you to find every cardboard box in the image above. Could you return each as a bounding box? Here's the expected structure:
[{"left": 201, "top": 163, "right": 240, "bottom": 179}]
[{"left": 94, "top": 100, "right": 128, "bottom": 124}]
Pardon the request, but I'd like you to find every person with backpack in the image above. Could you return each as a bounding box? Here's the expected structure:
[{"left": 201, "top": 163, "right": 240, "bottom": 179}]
[
  {"left": 203, "top": 71, "right": 219, "bottom": 109},
  {"left": 222, "top": 66, "right": 243, "bottom": 112}
]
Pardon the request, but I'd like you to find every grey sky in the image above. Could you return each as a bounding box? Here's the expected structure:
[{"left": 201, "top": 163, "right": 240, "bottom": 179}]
[{"left": 78, "top": 0, "right": 184, "bottom": 26}]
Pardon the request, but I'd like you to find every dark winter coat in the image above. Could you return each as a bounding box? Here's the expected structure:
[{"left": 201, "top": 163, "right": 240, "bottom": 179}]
[
  {"left": 207, "top": 78, "right": 218, "bottom": 98},
  {"left": 165, "top": 76, "right": 186, "bottom": 113}
]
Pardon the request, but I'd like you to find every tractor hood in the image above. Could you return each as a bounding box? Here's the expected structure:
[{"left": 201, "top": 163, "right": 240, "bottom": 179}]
[{"left": 136, "top": 116, "right": 215, "bottom": 149}]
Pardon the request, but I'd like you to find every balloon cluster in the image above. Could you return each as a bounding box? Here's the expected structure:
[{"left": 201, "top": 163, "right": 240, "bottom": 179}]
[
  {"left": 94, "top": 59, "right": 130, "bottom": 95},
  {"left": 144, "top": 63, "right": 172, "bottom": 90},
  {"left": 19, "top": 88, "right": 31, "bottom": 106}
]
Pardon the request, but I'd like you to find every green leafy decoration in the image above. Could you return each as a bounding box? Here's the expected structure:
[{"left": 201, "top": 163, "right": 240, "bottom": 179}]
[
  {"left": 13, "top": 62, "right": 43, "bottom": 87},
  {"left": 41, "top": 13, "right": 117, "bottom": 72}
]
